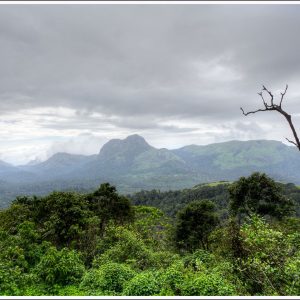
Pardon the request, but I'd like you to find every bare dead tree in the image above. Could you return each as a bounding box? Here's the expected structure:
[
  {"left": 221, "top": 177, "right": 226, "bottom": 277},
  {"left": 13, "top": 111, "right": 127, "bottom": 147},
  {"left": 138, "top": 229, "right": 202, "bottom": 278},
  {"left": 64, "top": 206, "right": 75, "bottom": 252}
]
[{"left": 240, "top": 84, "right": 300, "bottom": 151}]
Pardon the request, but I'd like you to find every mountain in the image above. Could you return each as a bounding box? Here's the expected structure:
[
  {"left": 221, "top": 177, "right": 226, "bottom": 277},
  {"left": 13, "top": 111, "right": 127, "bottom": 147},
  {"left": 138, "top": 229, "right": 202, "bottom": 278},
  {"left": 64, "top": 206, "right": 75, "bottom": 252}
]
[
  {"left": 94, "top": 134, "right": 154, "bottom": 176},
  {"left": 173, "top": 139, "right": 300, "bottom": 182},
  {"left": 99, "top": 134, "right": 153, "bottom": 160},
  {"left": 25, "top": 158, "right": 43, "bottom": 166},
  {"left": 0, "top": 160, "right": 37, "bottom": 183},
  {"left": 0, "top": 160, "right": 15, "bottom": 173},
  {"left": 1, "top": 134, "right": 300, "bottom": 207},
  {"left": 20, "top": 153, "right": 97, "bottom": 179}
]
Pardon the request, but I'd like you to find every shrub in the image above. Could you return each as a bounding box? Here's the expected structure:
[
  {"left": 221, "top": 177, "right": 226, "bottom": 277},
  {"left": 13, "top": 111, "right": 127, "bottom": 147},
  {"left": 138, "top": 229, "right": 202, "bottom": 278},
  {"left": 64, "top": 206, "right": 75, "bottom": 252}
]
[
  {"left": 180, "top": 272, "right": 236, "bottom": 296},
  {"left": 284, "top": 251, "right": 300, "bottom": 295},
  {"left": 235, "top": 215, "right": 298, "bottom": 295},
  {"left": 93, "top": 226, "right": 152, "bottom": 270},
  {"left": 123, "top": 271, "right": 162, "bottom": 296},
  {"left": 0, "top": 262, "right": 26, "bottom": 295},
  {"left": 80, "top": 262, "right": 136, "bottom": 294},
  {"left": 34, "top": 247, "right": 85, "bottom": 286},
  {"left": 160, "top": 261, "right": 186, "bottom": 295}
]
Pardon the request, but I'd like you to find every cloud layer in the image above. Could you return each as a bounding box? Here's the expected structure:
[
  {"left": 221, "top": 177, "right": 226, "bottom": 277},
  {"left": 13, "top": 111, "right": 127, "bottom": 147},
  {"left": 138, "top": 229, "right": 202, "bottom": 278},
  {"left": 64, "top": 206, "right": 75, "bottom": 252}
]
[{"left": 0, "top": 4, "right": 300, "bottom": 164}]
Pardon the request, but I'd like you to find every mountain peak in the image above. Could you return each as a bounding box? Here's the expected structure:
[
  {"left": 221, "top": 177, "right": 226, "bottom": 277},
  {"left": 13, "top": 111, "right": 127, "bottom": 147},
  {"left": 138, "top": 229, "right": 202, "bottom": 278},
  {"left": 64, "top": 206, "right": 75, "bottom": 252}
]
[
  {"left": 125, "top": 134, "right": 147, "bottom": 142},
  {"left": 99, "top": 134, "right": 153, "bottom": 161}
]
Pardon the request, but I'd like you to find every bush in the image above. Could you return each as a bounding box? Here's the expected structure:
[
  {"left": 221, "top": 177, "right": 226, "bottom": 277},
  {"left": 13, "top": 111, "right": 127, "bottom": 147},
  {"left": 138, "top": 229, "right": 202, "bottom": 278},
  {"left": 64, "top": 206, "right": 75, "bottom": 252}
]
[
  {"left": 34, "top": 247, "right": 85, "bottom": 286},
  {"left": 180, "top": 272, "right": 236, "bottom": 296},
  {"left": 148, "top": 251, "right": 180, "bottom": 269},
  {"left": 160, "top": 261, "right": 186, "bottom": 295},
  {"left": 0, "top": 262, "right": 26, "bottom": 295},
  {"left": 55, "top": 285, "right": 86, "bottom": 296},
  {"left": 159, "top": 258, "right": 237, "bottom": 296},
  {"left": 93, "top": 226, "right": 152, "bottom": 270},
  {"left": 80, "top": 262, "right": 136, "bottom": 294},
  {"left": 123, "top": 271, "right": 162, "bottom": 296},
  {"left": 235, "top": 215, "right": 298, "bottom": 295},
  {"left": 183, "top": 249, "right": 214, "bottom": 270},
  {"left": 284, "top": 251, "right": 300, "bottom": 295}
]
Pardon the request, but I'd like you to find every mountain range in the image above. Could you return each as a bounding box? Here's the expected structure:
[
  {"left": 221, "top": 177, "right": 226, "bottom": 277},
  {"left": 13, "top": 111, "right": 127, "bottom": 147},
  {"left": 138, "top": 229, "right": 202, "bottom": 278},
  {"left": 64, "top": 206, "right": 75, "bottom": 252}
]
[{"left": 0, "top": 134, "right": 300, "bottom": 207}]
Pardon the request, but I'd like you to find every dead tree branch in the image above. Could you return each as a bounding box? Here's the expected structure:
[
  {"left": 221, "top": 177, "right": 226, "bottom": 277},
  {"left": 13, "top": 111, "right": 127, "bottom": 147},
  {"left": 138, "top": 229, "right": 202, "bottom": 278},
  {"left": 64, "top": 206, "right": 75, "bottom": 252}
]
[{"left": 240, "top": 84, "right": 300, "bottom": 151}]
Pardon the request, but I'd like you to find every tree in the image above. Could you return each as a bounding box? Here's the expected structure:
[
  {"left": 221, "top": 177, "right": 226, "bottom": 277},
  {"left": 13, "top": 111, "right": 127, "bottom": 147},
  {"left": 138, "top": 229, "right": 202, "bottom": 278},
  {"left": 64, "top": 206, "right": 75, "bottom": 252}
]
[
  {"left": 241, "top": 84, "right": 300, "bottom": 151},
  {"left": 133, "top": 206, "right": 171, "bottom": 249},
  {"left": 80, "top": 262, "right": 136, "bottom": 295},
  {"left": 34, "top": 247, "right": 85, "bottom": 286},
  {"left": 175, "top": 200, "right": 219, "bottom": 251},
  {"left": 235, "top": 215, "right": 299, "bottom": 295},
  {"left": 36, "top": 192, "right": 90, "bottom": 248},
  {"left": 123, "top": 270, "right": 162, "bottom": 296},
  {"left": 86, "top": 183, "right": 134, "bottom": 235},
  {"left": 229, "top": 172, "right": 294, "bottom": 221}
]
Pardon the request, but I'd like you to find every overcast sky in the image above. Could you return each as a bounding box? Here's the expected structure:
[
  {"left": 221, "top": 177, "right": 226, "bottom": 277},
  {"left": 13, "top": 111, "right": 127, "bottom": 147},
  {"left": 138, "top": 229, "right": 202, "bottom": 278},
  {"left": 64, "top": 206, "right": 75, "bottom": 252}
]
[{"left": 1, "top": 4, "right": 300, "bottom": 165}]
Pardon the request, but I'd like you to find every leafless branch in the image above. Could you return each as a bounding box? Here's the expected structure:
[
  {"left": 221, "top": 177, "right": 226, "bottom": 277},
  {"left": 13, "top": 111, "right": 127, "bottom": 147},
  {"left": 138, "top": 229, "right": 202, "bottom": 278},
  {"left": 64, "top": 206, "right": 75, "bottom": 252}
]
[
  {"left": 262, "top": 85, "right": 274, "bottom": 106},
  {"left": 258, "top": 92, "right": 268, "bottom": 109},
  {"left": 241, "top": 85, "right": 300, "bottom": 151},
  {"left": 240, "top": 107, "right": 269, "bottom": 116},
  {"left": 285, "top": 137, "right": 298, "bottom": 147},
  {"left": 280, "top": 84, "right": 288, "bottom": 107}
]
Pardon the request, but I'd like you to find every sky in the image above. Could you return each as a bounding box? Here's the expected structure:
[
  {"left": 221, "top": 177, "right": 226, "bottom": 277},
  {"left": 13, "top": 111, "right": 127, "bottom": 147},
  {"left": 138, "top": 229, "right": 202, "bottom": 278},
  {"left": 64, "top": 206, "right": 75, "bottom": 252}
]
[{"left": 1, "top": 3, "right": 300, "bottom": 165}]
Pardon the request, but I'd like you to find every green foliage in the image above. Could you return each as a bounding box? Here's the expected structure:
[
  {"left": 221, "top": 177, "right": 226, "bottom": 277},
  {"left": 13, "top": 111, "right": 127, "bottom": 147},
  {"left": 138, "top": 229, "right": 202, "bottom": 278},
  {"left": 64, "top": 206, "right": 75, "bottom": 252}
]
[
  {"left": 0, "top": 202, "right": 32, "bottom": 234},
  {"left": 182, "top": 249, "right": 215, "bottom": 270},
  {"left": 86, "top": 183, "right": 134, "bottom": 235},
  {"left": 130, "top": 180, "right": 300, "bottom": 218},
  {"left": 130, "top": 183, "right": 230, "bottom": 217},
  {"left": 234, "top": 215, "right": 300, "bottom": 295},
  {"left": 159, "top": 261, "right": 186, "bottom": 295},
  {"left": 179, "top": 271, "right": 236, "bottom": 296},
  {"left": 15, "top": 221, "right": 43, "bottom": 267},
  {"left": 284, "top": 251, "right": 300, "bottom": 295},
  {"left": 55, "top": 285, "right": 86, "bottom": 296},
  {"left": 123, "top": 271, "right": 163, "bottom": 296},
  {"left": 159, "top": 256, "right": 237, "bottom": 296},
  {"left": 0, "top": 179, "right": 299, "bottom": 296},
  {"left": 93, "top": 225, "right": 153, "bottom": 270},
  {"left": 81, "top": 262, "right": 136, "bottom": 295},
  {"left": 133, "top": 205, "right": 171, "bottom": 249},
  {"left": 34, "top": 247, "right": 85, "bottom": 286},
  {"left": 229, "top": 172, "right": 294, "bottom": 220},
  {"left": 0, "top": 262, "right": 27, "bottom": 296},
  {"left": 175, "top": 200, "right": 219, "bottom": 251},
  {"left": 37, "top": 191, "right": 90, "bottom": 247}
]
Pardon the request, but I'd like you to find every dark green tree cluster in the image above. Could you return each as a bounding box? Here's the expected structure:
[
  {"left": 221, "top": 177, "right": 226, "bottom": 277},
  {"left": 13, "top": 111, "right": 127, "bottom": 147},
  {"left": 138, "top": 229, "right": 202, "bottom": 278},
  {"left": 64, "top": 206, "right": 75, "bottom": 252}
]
[
  {"left": 175, "top": 200, "right": 219, "bottom": 251},
  {"left": 129, "top": 179, "right": 300, "bottom": 217},
  {"left": 229, "top": 172, "right": 294, "bottom": 221},
  {"left": 0, "top": 173, "right": 299, "bottom": 296}
]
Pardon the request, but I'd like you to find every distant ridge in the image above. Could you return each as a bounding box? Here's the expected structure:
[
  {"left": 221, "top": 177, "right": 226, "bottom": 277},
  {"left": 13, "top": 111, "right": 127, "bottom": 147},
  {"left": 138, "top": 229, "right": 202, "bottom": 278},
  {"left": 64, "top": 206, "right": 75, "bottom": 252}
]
[{"left": 0, "top": 134, "right": 300, "bottom": 207}]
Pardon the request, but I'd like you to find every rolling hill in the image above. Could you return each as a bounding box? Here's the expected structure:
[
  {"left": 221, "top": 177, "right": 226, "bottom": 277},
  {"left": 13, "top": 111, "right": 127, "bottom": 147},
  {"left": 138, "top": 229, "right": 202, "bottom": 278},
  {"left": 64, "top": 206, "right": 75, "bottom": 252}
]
[{"left": 0, "top": 134, "right": 300, "bottom": 207}]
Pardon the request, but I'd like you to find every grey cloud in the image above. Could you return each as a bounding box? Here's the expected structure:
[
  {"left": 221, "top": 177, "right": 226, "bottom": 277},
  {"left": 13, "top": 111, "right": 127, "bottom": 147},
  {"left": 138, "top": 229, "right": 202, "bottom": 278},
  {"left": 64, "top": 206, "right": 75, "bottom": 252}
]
[{"left": 0, "top": 4, "right": 300, "bottom": 163}]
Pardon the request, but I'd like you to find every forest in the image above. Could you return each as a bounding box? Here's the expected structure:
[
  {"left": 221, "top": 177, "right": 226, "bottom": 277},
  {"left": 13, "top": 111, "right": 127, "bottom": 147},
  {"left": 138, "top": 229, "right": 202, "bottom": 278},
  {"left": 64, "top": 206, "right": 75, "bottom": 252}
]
[{"left": 0, "top": 172, "right": 299, "bottom": 296}]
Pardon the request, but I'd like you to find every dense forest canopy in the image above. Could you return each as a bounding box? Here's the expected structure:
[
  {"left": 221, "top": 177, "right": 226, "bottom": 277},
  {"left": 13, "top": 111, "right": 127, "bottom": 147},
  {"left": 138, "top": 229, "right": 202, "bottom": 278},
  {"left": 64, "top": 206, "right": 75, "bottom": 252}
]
[
  {"left": 0, "top": 173, "right": 299, "bottom": 296},
  {"left": 129, "top": 179, "right": 300, "bottom": 218}
]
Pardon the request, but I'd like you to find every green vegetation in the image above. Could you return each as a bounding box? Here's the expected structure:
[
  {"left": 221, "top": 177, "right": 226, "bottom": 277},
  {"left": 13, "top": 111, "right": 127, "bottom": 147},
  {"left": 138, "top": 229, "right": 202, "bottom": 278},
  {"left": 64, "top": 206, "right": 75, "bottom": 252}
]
[
  {"left": 175, "top": 200, "right": 219, "bottom": 251},
  {"left": 0, "top": 174, "right": 299, "bottom": 296},
  {"left": 229, "top": 172, "right": 294, "bottom": 220},
  {"left": 129, "top": 179, "right": 300, "bottom": 218}
]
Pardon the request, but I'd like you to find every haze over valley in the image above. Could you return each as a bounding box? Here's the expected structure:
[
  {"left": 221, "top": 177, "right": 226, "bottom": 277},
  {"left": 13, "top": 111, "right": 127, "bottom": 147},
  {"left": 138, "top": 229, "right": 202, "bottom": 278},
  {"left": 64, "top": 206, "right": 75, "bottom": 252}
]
[{"left": 1, "top": 134, "right": 299, "bottom": 207}]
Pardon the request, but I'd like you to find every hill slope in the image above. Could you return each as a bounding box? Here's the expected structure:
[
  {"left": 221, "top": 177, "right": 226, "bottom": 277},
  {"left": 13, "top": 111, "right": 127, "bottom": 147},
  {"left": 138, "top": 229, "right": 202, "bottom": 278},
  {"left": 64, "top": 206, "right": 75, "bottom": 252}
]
[
  {"left": 129, "top": 181, "right": 300, "bottom": 218},
  {"left": 1, "top": 135, "right": 300, "bottom": 206}
]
